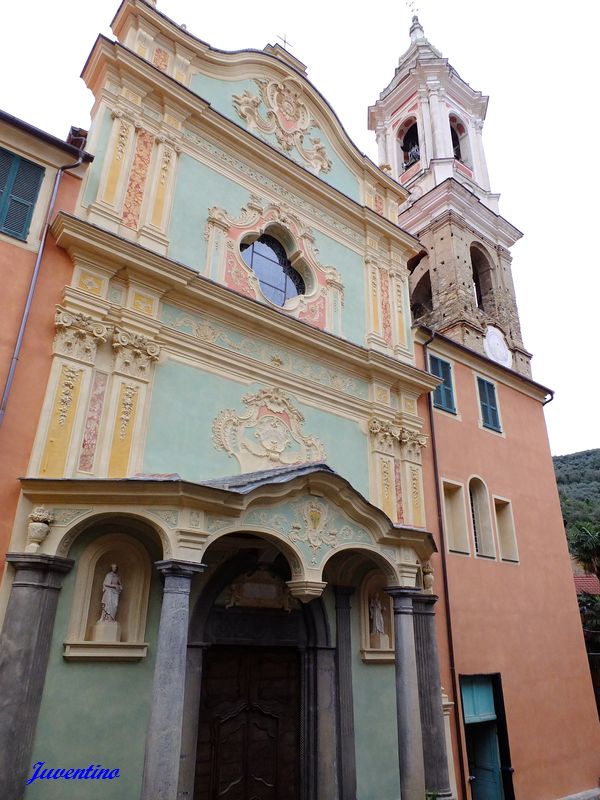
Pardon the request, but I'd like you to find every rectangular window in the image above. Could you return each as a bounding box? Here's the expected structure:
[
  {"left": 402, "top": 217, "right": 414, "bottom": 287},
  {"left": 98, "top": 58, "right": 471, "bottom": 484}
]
[
  {"left": 494, "top": 498, "right": 518, "bottom": 562},
  {"left": 477, "top": 377, "right": 501, "bottom": 432},
  {"left": 443, "top": 481, "right": 470, "bottom": 554},
  {"left": 0, "top": 147, "right": 45, "bottom": 241},
  {"left": 430, "top": 355, "right": 456, "bottom": 413}
]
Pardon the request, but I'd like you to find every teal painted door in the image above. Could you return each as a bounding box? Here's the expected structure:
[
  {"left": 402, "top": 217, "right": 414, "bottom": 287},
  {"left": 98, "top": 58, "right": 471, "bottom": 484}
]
[{"left": 466, "top": 721, "right": 504, "bottom": 800}]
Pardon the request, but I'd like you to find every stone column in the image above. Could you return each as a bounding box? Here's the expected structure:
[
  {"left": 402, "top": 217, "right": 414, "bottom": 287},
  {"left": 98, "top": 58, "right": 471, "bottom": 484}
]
[
  {"left": 386, "top": 587, "right": 425, "bottom": 800},
  {"left": 335, "top": 587, "right": 357, "bottom": 800},
  {"left": 315, "top": 645, "right": 339, "bottom": 800},
  {"left": 0, "top": 553, "right": 73, "bottom": 799},
  {"left": 413, "top": 594, "right": 454, "bottom": 798},
  {"left": 140, "top": 559, "right": 205, "bottom": 800}
]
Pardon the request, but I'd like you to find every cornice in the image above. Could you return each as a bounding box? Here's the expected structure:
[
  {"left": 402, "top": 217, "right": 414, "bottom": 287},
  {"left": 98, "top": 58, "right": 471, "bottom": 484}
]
[
  {"left": 51, "top": 213, "right": 439, "bottom": 398},
  {"left": 82, "top": 37, "right": 419, "bottom": 254},
  {"left": 414, "top": 327, "right": 549, "bottom": 402},
  {"left": 398, "top": 178, "right": 522, "bottom": 249}
]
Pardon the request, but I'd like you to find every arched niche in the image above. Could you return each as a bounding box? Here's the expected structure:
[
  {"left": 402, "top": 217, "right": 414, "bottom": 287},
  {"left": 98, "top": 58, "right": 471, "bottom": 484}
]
[
  {"left": 411, "top": 269, "right": 433, "bottom": 320},
  {"left": 470, "top": 243, "right": 494, "bottom": 311},
  {"left": 360, "top": 569, "right": 395, "bottom": 663},
  {"left": 468, "top": 477, "right": 495, "bottom": 558},
  {"left": 64, "top": 532, "right": 152, "bottom": 660}
]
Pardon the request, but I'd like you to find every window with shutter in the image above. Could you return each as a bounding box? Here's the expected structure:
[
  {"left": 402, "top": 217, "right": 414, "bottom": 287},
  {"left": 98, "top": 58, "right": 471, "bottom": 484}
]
[
  {"left": 429, "top": 355, "right": 456, "bottom": 414},
  {"left": 477, "top": 377, "right": 501, "bottom": 432},
  {"left": 0, "top": 147, "right": 44, "bottom": 241}
]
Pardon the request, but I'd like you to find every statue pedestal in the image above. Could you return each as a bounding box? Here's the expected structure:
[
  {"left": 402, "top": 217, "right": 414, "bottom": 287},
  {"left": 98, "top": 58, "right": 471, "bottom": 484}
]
[
  {"left": 92, "top": 621, "right": 121, "bottom": 642},
  {"left": 370, "top": 632, "right": 390, "bottom": 649}
]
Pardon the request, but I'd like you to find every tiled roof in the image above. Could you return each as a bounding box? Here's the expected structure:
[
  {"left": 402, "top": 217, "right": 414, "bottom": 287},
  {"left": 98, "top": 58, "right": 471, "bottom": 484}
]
[{"left": 574, "top": 574, "right": 600, "bottom": 595}]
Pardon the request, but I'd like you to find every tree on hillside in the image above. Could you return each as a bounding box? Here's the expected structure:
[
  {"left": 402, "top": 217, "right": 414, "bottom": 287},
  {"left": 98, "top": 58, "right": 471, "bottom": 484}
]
[
  {"left": 567, "top": 523, "right": 600, "bottom": 649},
  {"left": 568, "top": 523, "right": 600, "bottom": 579}
]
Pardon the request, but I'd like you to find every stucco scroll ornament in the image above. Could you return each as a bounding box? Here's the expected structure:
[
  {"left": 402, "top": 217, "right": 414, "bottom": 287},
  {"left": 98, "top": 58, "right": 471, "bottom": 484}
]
[
  {"left": 233, "top": 78, "right": 332, "bottom": 175},
  {"left": 212, "top": 386, "right": 326, "bottom": 472},
  {"left": 289, "top": 499, "right": 338, "bottom": 565},
  {"left": 112, "top": 328, "right": 160, "bottom": 380},
  {"left": 54, "top": 306, "right": 110, "bottom": 365},
  {"left": 25, "top": 506, "right": 54, "bottom": 553},
  {"left": 421, "top": 559, "right": 434, "bottom": 593},
  {"left": 204, "top": 195, "right": 265, "bottom": 240}
]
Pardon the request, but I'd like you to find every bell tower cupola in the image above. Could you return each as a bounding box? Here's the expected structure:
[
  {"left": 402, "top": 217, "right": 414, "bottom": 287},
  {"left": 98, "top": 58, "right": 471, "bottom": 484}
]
[{"left": 369, "top": 17, "right": 532, "bottom": 376}]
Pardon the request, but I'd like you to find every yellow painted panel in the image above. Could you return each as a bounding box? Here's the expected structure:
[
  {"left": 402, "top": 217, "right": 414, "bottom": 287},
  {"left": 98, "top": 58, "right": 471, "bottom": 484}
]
[
  {"left": 380, "top": 457, "right": 395, "bottom": 520},
  {"left": 108, "top": 383, "right": 138, "bottom": 477},
  {"left": 409, "top": 464, "right": 425, "bottom": 528},
  {"left": 78, "top": 271, "right": 103, "bottom": 296},
  {"left": 103, "top": 121, "right": 129, "bottom": 206},
  {"left": 40, "top": 366, "right": 83, "bottom": 477}
]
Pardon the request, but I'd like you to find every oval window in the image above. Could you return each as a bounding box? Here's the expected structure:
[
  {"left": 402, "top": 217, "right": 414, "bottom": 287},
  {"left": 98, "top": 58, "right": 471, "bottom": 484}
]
[{"left": 240, "top": 234, "right": 306, "bottom": 306}]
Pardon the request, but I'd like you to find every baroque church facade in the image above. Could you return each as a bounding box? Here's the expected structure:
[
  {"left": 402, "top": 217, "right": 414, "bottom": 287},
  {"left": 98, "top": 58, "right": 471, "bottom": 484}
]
[{"left": 0, "top": 2, "right": 599, "bottom": 799}]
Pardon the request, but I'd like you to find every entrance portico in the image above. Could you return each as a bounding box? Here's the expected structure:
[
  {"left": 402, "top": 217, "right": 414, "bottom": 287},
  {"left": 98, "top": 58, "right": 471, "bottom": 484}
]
[{"left": 0, "top": 464, "right": 453, "bottom": 800}]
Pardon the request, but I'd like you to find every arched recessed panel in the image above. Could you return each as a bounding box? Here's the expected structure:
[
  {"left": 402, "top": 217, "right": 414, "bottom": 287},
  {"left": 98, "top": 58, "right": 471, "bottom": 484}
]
[{"left": 468, "top": 478, "right": 495, "bottom": 558}]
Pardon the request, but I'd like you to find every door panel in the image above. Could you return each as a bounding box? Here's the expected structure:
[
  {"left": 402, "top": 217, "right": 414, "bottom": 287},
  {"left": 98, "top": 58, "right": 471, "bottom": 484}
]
[
  {"left": 466, "top": 721, "right": 504, "bottom": 800},
  {"left": 196, "top": 647, "right": 300, "bottom": 800}
]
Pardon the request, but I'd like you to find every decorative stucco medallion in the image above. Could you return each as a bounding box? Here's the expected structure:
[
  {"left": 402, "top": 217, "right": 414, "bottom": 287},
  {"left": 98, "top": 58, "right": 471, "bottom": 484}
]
[
  {"left": 212, "top": 386, "right": 326, "bottom": 472},
  {"left": 233, "top": 78, "right": 332, "bottom": 175}
]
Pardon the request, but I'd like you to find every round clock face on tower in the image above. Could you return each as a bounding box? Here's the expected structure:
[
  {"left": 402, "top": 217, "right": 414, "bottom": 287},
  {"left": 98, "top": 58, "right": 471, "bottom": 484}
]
[{"left": 484, "top": 326, "right": 512, "bottom": 369}]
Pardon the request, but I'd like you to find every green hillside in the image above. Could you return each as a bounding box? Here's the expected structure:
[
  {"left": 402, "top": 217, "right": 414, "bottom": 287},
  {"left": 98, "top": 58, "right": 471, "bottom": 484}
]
[{"left": 553, "top": 448, "right": 600, "bottom": 528}]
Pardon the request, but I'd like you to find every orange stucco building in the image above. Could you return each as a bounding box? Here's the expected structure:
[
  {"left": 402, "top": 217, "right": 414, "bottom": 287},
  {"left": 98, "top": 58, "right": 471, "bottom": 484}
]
[{"left": 0, "top": 112, "right": 92, "bottom": 570}]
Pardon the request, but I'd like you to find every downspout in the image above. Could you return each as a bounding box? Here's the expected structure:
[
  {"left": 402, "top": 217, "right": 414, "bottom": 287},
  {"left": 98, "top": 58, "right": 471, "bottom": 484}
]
[
  {"left": 423, "top": 330, "right": 469, "bottom": 800},
  {"left": 0, "top": 152, "right": 84, "bottom": 425}
]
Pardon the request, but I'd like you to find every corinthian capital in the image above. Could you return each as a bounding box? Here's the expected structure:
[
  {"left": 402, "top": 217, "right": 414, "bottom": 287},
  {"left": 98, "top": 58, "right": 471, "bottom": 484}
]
[
  {"left": 53, "top": 306, "right": 109, "bottom": 365},
  {"left": 112, "top": 328, "right": 160, "bottom": 381}
]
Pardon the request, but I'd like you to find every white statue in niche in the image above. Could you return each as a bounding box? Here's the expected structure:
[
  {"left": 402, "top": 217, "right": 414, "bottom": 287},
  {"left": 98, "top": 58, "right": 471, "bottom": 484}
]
[
  {"left": 369, "top": 593, "right": 385, "bottom": 635},
  {"left": 99, "top": 564, "right": 123, "bottom": 622},
  {"left": 92, "top": 564, "right": 123, "bottom": 643},
  {"left": 369, "top": 592, "right": 390, "bottom": 649}
]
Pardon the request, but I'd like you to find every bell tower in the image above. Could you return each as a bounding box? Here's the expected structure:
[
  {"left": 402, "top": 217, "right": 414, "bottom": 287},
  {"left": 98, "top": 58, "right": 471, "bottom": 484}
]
[{"left": 369, "top": 17, "right": 532, "bottom": 375}]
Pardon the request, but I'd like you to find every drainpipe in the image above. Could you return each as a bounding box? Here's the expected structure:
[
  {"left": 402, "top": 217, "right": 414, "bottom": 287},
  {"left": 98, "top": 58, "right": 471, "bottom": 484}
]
[
  {"left": 0, "top": 152, "right": 84, "bottom": 425},
  {"left": 423, "top": 330, "right": 469, "bottom": 800}
]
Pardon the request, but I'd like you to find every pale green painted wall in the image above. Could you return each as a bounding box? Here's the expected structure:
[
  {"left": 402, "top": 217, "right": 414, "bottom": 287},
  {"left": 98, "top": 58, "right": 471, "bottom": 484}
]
[
  {"left": 168, "top": 153, "right": 250, "bottom": 271},
  {"left": 351, "top": 603, "right": 400, "bottom": 800},
  {"left": 190, "top": 72, "right": 360, "bottom": 201},
  {"left": 81, "top": 108, "right": 112, "bottom": 209},
  {"left": 312, "top": 228, "right": 365, "bottom": 345},
  {"left": 143, "top": 364, "right": 369, "bottom": 494},
  {"left": 25, "top": 529, "right": 162, "bottom": 800}
]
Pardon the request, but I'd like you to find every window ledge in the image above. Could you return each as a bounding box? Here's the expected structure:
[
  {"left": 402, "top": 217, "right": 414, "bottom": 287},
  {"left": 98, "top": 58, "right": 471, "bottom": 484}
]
[{"left": 63, "top": 641, "right": 148, "bottom": 661}]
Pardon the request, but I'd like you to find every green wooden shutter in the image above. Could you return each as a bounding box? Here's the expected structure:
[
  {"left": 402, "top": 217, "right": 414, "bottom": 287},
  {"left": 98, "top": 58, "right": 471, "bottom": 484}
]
[
  {"left": 430, "top": 356, "right": 456, "bottom": 413},
  {"left": 461, "top": 676, "right": 497, "bottom": 723},
  {"left": 478, "top": 378, "right": 500, "bottom": 431},
  {"left": 0, "top": 148, "right": 45, "bottom": 241}
]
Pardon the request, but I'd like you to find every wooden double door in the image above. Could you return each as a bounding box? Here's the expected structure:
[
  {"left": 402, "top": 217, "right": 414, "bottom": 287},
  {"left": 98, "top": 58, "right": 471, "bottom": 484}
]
[{"left": 195, "top": 646, "right": 301, "bottom": 800}]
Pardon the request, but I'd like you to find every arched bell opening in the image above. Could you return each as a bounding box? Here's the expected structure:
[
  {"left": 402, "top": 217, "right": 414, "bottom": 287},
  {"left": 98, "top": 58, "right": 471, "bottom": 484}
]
[
  {"left": 397, "top": 116, "right": 420, "bottom": 172},
  {"left": 179, "top": 531, "right": 335, "bottom": 800},
  {"left": 470, "top": 243, "right": 494, "bottom": 312}
]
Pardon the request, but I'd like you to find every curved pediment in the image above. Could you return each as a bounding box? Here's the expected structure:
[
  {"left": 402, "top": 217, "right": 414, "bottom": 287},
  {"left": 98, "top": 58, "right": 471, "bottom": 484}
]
[{"left": 109, "top": 0, "right": 406, "bottom": 204}]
